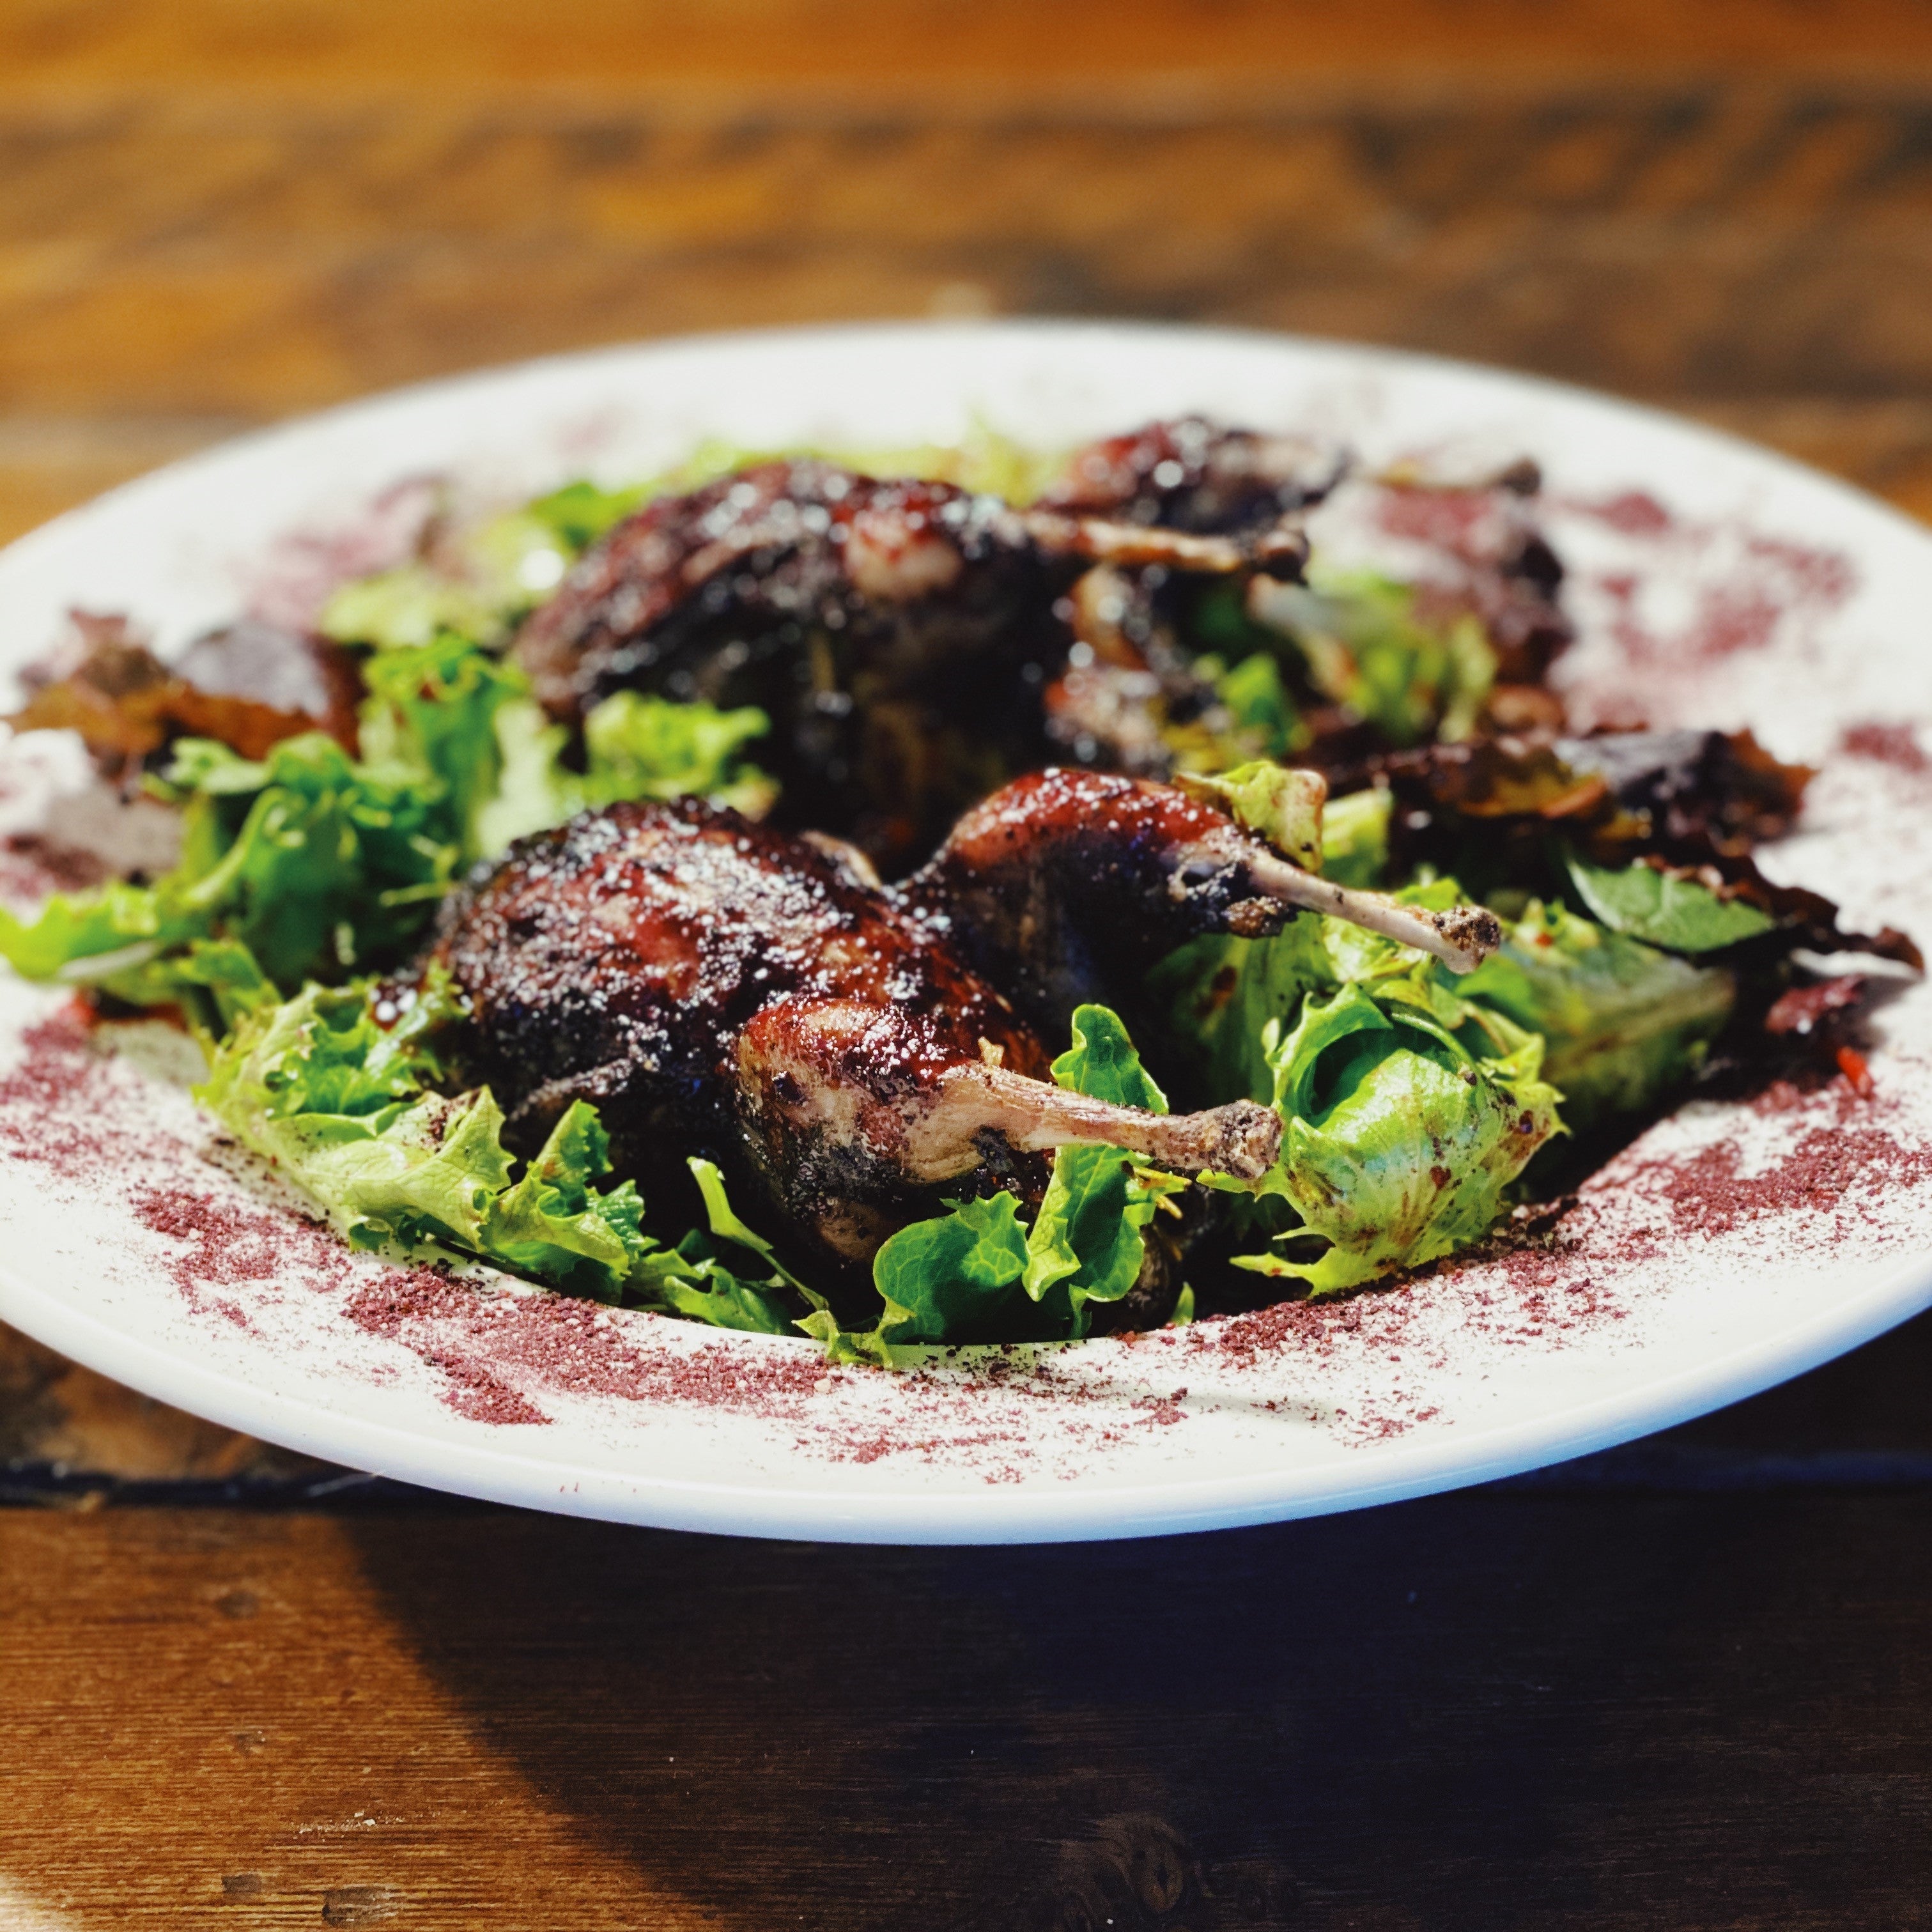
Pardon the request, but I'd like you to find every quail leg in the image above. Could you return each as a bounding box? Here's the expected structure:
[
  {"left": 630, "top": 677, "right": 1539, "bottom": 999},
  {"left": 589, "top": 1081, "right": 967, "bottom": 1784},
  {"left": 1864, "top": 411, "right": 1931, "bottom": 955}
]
[
  {"left": 732, "top": 995, "right": 1279, "bottom": 1262},
  {"left": 895, "top": 767, "right": 1499, "bottom": 1039}
]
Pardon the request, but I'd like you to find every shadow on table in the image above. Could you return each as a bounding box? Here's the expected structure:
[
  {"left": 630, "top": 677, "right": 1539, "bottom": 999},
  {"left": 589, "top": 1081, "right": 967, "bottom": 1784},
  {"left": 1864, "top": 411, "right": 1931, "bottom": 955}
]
[{"left": 348, "top": 1483, "right": 1932, "bottom": 1930}]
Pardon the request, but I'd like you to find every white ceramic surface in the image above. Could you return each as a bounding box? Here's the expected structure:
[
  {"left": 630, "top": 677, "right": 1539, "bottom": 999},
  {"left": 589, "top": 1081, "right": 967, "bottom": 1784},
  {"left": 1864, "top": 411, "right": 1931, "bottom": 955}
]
[{"left": 0, "top": 321, "right": 1928, "bottom": 1544}]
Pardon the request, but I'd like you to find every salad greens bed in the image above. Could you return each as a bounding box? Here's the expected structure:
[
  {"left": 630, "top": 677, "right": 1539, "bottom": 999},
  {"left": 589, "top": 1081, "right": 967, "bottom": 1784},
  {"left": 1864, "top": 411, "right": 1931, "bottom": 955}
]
[{"left": 0, "top": 438, "right": 1756, "bottom": 1361}]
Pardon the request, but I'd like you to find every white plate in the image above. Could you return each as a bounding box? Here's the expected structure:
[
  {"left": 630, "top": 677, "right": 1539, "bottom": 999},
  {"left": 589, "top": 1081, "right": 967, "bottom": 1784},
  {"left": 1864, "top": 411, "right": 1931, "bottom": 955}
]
[{"left": 0, "top": 321, "right": 1928, "bottom": 1544}]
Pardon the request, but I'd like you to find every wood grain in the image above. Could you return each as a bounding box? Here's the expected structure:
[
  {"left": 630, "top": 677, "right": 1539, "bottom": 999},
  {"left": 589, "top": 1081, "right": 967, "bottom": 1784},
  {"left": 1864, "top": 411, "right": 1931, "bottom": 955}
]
[
  {"left": 6, "top": 68, "right": 1932, "bottom": 541},
  {"left": 12, "top": 0, "right": 1932, "bottom": 98},
  {"left": 3, "top": 1494, "right": 1930, "bottom": 1928},
  {"left": 6, "top": 83, "right": 1932, "bottom": 422}
]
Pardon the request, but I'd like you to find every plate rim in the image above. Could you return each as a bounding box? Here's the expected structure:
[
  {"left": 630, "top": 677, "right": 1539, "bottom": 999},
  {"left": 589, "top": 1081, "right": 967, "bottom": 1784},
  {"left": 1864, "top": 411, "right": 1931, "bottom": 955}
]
[{"left": 1, "top": 1235, "right": 1926, "bottom": 1542}]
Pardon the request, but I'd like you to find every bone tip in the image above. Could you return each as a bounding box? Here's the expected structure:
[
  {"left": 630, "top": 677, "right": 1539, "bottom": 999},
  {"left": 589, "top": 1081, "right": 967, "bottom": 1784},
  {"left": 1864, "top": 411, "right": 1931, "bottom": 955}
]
[
  {"left": 1434, "top": 904, "right": 1504, "bottom": 973},
  {"left": 1214, "top": 1100, "right": 1283, "bottom": 1180},
  {"left": 1251, "top": 527, "right": 1310, "bottom": 582}
]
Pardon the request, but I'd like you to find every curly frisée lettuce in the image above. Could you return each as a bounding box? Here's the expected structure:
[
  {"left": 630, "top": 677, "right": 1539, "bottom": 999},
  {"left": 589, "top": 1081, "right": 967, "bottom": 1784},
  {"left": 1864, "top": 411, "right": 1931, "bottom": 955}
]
[
  {"left": 1175, "top": 761, "right": 1326, "bottom": 872},
  {"left": 356, "top": 632, "right": 526, "bottom": 862},
  {"left": 354, "top": 626, "right": 774, "bottom": 860},
  {"left": 482, "top": 689, "right": 777, "bottom": 853},
  {"left": 196, "top": 974, "right": 644, "bottom": 1293},
  {"left": 197, "top": 974, "right": 799, "bottom": 1327}
]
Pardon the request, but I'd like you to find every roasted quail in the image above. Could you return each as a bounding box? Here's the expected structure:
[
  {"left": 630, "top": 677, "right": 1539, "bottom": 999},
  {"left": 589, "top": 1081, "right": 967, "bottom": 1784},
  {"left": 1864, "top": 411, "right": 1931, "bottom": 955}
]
[
  {"left": 424, "top": 768, "right": 1496, "bottom": 1283},
  {"left": 512, "top": 455, "right": 1309, "bottom": 869}
]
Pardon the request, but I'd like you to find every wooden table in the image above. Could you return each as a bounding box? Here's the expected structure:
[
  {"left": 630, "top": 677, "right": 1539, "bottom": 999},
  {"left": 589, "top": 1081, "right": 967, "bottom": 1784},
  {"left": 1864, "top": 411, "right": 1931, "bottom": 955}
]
[{"left": 4, "top": 4, "right": 1932, "bottom": 1922}]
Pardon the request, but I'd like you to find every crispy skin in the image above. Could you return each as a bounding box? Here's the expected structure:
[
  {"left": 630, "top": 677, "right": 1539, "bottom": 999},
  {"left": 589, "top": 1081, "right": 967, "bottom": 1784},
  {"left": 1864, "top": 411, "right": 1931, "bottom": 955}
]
[
  {"left": 426, "top": 798, "right": 1050, "bottom": 1264},
  {"left": 509, "top": 447, "right": 1311, "bottom": 870},
  {"left": 427, "top": 800, "right": 1089, "bottom": 1283}
]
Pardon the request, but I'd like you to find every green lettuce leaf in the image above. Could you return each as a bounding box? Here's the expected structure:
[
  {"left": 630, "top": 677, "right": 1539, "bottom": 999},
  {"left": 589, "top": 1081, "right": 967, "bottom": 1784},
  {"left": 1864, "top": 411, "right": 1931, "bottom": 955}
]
[
  {"left": 215, "top": 971, "right": 458, "bottom": 1120},
  {"left": 0, "top": 733, "right": 461, "bottom": 1024},
  {"left": 867, "top": 1192, "right": 1034, "bottom": 1348},
  {"left": 1255, "top": 569, "right": 1496, "bottom": 746},
  {"left": 197, "top": 977, "right": 793, "bottom": 1321},
  {"left": 1566, "top": 856, "right": 1775, "bottom": 954},
  {"left": 1317, "top": 788, "right": 1393, "bottom": 888},
  {"left": 580, "top": 692, "right": 775, "bottom": 817},
  {"left": 1147, "top": 873, "right": 1469, "bottom": 1108},
  {"left": 145, "top": 734, "right": 459, "bottom": 985},
  {"left": 0, "top": 877, "right": 200, "bottom": 982},
  {"left": 80, "top": 936, "right": 279, "bottom": 1034},
  {"left": 1157, "top": 872, "right": 1580, "bottom": 1292},
  {"left": 1149, "top": 915, "right": 1333, "bottom": 1108},
  {"left": 1019, "top": 1005, "right": 1169, "bottom": 1321},
  {"left": 640, "top": 1235, "right": 800, "bottom": 1335},
  {"left": 632, "top": 1156, "right": 815, "bottom": 1335},
  {"left": 1237, "top": 977, "right": 1561, "bottom": 1294},
  {"left": 524, "top": 478, "right": 654, "bottom": 551},
  {"left": 1161, "top": 873, "right": 1729, "bottom": 1284},
  {"left": 320, "top": 503, "right": 585, "bottom": 652},
  {"left": 1176, "top": 760, "right": 1325, "bottom": 873},
  {"left": 201, "top": 977, "right": 507, "bottom": 1255},
  {"left": 476, "top": 691, "right": 777, "bottom": 855},
  {"left": 484, "top": 1101, "right": 653, "bottom": 1300},
  {"left": 1212, "top": 651, "right": 1302, "bottom": 761},
  {"left": 1455, "top": 897, "right": 1735, "bottom": 1128},
  {"left": 357, "top": 632, "right": 528, "bottom": 861}
]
